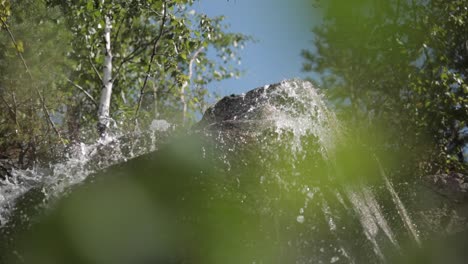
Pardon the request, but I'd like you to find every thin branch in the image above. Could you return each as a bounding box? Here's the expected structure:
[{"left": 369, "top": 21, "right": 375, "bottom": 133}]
[
  {"left": 109, "top": 9, "right": 130, "bottom": 75},
  {"left": 88, "top": 55, "right": 103, "bottom": 82},
  {"left": 111, "top": 10, "right": 128, "bottom": 45},
  {"left": 111, "top": 45, "right": 146, "bottom": 83},
  {"left": 134, "top": 1, "right": 168, "bottom": 119},
  {"left": 0, "top": 92, "right": 19, "bottom": 129},
  {"left": 1, "top": 19, "right": 63, "bottom": 143},
  {"left": 111, "top": 28, "right": 172, "bottom": 83},
  {"left": 64, "top": 77, "right": 98, "bottom": 107},
  {"left": 1, "top": 22, "right": 32, "bottom": 78}
]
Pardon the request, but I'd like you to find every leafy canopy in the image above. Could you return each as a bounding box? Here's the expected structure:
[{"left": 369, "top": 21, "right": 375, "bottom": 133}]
[{"left": 303, "top": 0, "right": 468, "bottom": 173}]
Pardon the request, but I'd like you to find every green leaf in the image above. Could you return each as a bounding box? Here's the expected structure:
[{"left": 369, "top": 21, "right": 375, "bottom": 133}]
[{"left": 86, "top": 1, "right": 94, "bottom": 11}]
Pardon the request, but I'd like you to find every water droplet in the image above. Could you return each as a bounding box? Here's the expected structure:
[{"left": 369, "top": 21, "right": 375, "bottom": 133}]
[{"left": 296, "top": 215, "right": 305, "bottom": 223}]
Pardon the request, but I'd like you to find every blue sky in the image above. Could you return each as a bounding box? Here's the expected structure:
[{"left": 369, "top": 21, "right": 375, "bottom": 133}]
[{"left": 193, "top": 0, "right": 321, "bottom": 97}]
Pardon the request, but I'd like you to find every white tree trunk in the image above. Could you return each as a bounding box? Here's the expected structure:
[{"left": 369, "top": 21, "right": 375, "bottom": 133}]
[
  {"left": 97, "top": 14, "right": 113, "bottom": 138},
  {"left": 152, "top": 81, "right": 158, "bottom": 118},
  {"left": 181, "top": 47, "right": 203, "bottom": 124}
]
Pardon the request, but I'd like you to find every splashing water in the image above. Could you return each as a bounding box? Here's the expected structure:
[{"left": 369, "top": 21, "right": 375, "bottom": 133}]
[
  {"left": 267, "top": 80, "right": 339, "bottom": 156},
  {"left": 0, "top": 125, "right": 172, "bottom": 226},
  {"left": 198, "top": 79, "right": 428, "bottom": 263}
]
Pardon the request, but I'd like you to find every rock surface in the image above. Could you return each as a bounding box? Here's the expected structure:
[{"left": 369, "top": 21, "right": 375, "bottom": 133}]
[
  {"left": 424, "top": 172, "right": 468, "bottom": 202},
  {"left": 0, "top": 159, "right": 14, "bottom": 181},
  {"left": 195, "top": 79, "right": 334, "bottom": 131},
  {"left": 194, "top": 79, "right": 340, "bottom": 160}
]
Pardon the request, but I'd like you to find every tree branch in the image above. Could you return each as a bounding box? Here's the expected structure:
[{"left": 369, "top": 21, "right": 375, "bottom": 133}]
[
  {"left": 111, "top": 44, "right": 146, "bottom": 83},
  {"left": 64, "top": 77, "right": 98, "bottom": 107},
  {"left": 1, "top": 19, "right": 63, "bottom": 143},
  {"left": 134, "top": 1, "right": 168, "bottom": 119},
  {"left": 0, "top": 92, "right": 19, "bottom": 129},
  {"left": 88, "top": 55, "right": 103, "bottom": 82},
  {"left": 111, "top": 29, "right": 171, "bottom": 84},
  {"left": 111, "top": 10, "right": 128, "bottom": 45}
]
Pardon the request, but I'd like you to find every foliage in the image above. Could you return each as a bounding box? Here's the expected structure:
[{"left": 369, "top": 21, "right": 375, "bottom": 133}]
[
  {"left": 46, "top": 0, "right": 249, "bottom": 129},
  {"left": 303, "top": 0, "right": 468, "bottom": 174},
  {"left": 0, "top": 0, "right": 73, "bottom": 165},
  {"left": 0, "top": 0, "right": 250, "bottom": 163},
  {"left": 0, "top": 0, "right": 10, "bottom": 23}
]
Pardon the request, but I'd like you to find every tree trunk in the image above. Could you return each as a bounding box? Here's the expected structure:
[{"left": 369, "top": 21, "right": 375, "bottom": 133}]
[
  {"left": 97, "top": 14, "right": 113, "bottom": 138},
  {"left": 180, "top": 47, "right": 203, "bottom": 124},
  {"left": 152, "top": 81, "right": 158, "bottom": 118}
]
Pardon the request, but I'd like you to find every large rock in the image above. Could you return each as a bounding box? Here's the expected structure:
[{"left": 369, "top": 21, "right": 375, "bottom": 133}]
[
  {"left": 196, "top": 79, "right": 336, "bottom": 132},
  {"left": 194, "top": 79, "right": 339, "bottom": 160}
]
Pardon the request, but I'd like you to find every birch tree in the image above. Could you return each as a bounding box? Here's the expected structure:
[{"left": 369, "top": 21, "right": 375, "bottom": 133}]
[
  {"left": 0, "top": 0, "right": 249, "bottom": 162},
  {"left": 48, "top": 0, "right": 250, "bottom": 137},
  {"left": 97, "top": 6, "right": 113, "bottom": 138}
]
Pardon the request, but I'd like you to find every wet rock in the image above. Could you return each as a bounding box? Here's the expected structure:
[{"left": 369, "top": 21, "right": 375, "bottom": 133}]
[
  {"left": 195, "top": 79, "right": 333, "bottom": 132},
  {"left": 424, "top": 172, "right": 468, "bottom": 202},
  {"left": 194, "top": 79, "right": 339, "bottom": 159},
  {"left": 195, "top": 87, "right": 273, "bottom": 131},
  {"left": 0, "top": 159, "right": 15, "bottom": 181}
]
